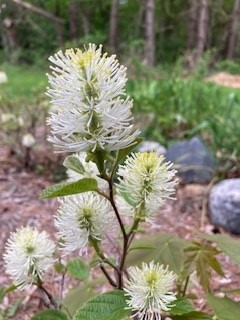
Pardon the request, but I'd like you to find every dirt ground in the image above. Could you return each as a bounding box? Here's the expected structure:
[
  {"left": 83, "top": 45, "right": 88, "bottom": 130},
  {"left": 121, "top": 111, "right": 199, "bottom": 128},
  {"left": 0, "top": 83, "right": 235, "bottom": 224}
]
[
  {"left": 206, "top": 72, "right": 240, "bottom": 88},
  {"left": 0, "top": 145, "right": 240, "bottom": 319}
]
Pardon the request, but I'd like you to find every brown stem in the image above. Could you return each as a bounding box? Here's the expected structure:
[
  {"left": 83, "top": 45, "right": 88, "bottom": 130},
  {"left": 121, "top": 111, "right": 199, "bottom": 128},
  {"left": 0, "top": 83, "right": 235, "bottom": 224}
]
[
  {"left": 100, "top": 264, "right": 118, "bottom": 288},
  {"left": 38, "top": 284, "right": 59, "bottom": 309},
  {"left": 108, "top": 180, "right": 127, "bottom": 239},
  {"left": 182, "top": 276, "right": 190, "bottom": 297},
  {"left": 99, "top": 159, "right": 141, "bottom": 289},
  {"left": 60, "top": 268, "right": 66, "bottom": 301},
  {"left": 117, "top": 218, "right": 141, "bottom": 289},
  {"left": 91, "top": 238, "right": 119, "bottom": 272}
]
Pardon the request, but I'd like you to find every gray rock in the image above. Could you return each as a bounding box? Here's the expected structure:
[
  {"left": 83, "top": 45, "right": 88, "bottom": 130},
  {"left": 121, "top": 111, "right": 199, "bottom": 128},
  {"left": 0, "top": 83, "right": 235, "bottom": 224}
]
[
  {"left": 209, "top": 179, "right": 240, "bottom": 235},
  {"left": 165, "top": 136, "right": 216, "bottom": 183},
  {"left": 138, "top": 141, "right": 166, "bottom": 156}
]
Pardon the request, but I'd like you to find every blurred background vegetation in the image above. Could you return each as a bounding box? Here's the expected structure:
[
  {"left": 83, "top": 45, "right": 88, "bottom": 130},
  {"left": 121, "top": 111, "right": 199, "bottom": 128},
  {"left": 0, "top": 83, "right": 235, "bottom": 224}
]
[{"left": 0, "top": 0, "right": 240, "bottom": 177}]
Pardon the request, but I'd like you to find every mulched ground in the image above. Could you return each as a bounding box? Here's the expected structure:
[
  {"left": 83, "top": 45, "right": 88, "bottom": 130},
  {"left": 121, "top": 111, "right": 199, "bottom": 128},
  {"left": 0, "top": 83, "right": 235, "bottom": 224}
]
[
  {"left": 206, "top": 72, "right": 240, "bottom": 88},
  {"left": 1, "top": 146, "right": 240, "bottom": 319}
]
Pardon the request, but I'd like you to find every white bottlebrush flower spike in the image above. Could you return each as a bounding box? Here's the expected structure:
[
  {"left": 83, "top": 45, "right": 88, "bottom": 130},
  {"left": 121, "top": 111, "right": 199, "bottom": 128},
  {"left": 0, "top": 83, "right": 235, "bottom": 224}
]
[
  {"left": 66, "top": 152, "right": 108, "bottom": 190},
  {"left": 3, "top": 226, "right": 55, "bottom": 289},
  {"left": 55, "top": 193, "right": 115, "bottom": 254},
  {"left": 116, "top": 152, "right": 177, "bottom": 221},
  {"left": 47, "top": 43, "right": 139, "bottom": 153},
  {"left": 124, "top": 261, "right": 177, "bottom": 320}
]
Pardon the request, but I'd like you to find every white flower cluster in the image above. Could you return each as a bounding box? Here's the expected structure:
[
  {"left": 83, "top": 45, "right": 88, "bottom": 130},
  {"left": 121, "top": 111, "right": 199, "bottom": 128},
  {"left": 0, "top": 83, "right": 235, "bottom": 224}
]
[
  {"left": 47, "top": 44, "right": 139, "bottom": 153},
  {"left": 4, "top": 45, "right": 178, "bottom": 320},
  {"left": 116, "top": 152, "right": 177, "bottom": 221},
  {"left": 3, "top": 226, "right": 55, "bottom": 289},
  {"left": 124, "top": 261, "right": 177, "bottom": 320},
  {"left": 55, "top": 193, "right": 116, "bottom": 254}
]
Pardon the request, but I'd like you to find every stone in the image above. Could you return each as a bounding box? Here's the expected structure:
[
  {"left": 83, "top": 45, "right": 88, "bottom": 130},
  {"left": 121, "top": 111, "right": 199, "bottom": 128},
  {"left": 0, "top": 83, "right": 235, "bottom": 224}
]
[
  {"left": 165, "top": 136, "right": 216, "bottom": 183},
  {"left": 208, "top": 179, "right": 240, "bottom": 235},
  {"left": 138, "top": 141, "right": 166, "bottom": 156}
]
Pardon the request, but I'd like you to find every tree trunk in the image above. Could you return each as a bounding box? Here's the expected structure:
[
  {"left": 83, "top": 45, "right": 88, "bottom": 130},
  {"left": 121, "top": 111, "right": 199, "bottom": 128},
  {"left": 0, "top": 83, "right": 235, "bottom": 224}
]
[
  {"left": 187, "top": 0, "right": 198, "bottom": 50},
  {"left": 80, "top": 9, "right": 90, "bottom": 36},
  {"left": 54, "top": 0, "right": 64, "bottom": 46},
  {"left": 194, "top": 0, "right": 209, "bottom": 64},
  {"left": 69, "top": 0, "right": 79, "bottom": 40},
  {"left": 144, "top": 0, "right": 155, "bottom": 66},
  {"left": 3, "top": 18, "right": 19, "bottom": 54},
  {"left": 10, "top": 0, "right": 64, "bottom": 46},
  {"left": 226, "top": 0, "right": 240, "bottom": 59},
  {"left": 54, "top": 21, "right": 64, "bottom": 46},
  {"left": 109, "top": 0, "right": 120, "bottom": 54}
]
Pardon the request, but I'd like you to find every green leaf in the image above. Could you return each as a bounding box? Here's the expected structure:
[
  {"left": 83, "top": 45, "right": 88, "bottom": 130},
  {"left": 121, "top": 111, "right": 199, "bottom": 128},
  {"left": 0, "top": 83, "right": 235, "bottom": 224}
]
[
  {"left": 183, "top": 241, "right": 224, "bottom": 292},
  {"left": 54, "top": 262, "right": 65, "bottom": 274},
  {"left": 67, "top": 258, "right": 89, "bottom": 280},
  {"left": 127, "top": 232, "right": 188, "bottom": 276},
  {"left": 6, "top": 297, "right": 23, "bottom": 317},
  {"left": 207, "top": 293, "right": 240, "bottom": 320},
  {"left": 40, "top": 178, "right": 97, "bottom": 199},
  {"left": 63, "top": 155, "right": 85, "bottom": 174},
  {"left": 63, "top": 278, "right": 105, "bottom": 316},
  {"left": 116, "top": 137, "right": 143, "bottom": 164},
  {"left": 0, "top": 284, "right": 17, "bottom": 303},
  {"left": 198, "top": 232, "right": 240, "bottom": 265},
  {"left": 170, "top": 297, "right": 195, "bottom": 315},
  {"left": 171, "top": 311, "right": 212, "bottom": 320},
  {"left": 31, "top": 309, "right": 67, "bottom": 320},
  {"left": 128, "top": 243, "right": 156, "bottom": 251},
  {"left": 3, "top": 284, "right": 17, "bottom": 294},
  {"left": 0, "top": 288, "right": 4, "bottom": 303},
  {"left": 73, "top": 290, "right": 131, "bottom": 320}
]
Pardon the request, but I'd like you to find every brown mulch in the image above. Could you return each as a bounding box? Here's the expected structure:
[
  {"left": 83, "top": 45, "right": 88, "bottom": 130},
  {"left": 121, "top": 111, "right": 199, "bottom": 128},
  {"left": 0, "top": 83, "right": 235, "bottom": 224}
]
[{"left": 0, "top": 147, "right": 240, "bottom": 319}]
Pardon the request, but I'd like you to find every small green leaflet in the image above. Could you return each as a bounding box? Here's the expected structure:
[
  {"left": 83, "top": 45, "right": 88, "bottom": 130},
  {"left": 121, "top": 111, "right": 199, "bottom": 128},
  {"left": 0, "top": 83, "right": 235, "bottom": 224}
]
[
  {"left": 63, "top": 155, "right": 85, "bottom": 174},
  {"left": 170, "top": 297, "right": 195, "bottom": 315},
  {"left": 67, "top": 258, "right": 89, "bottom": 280},
  {"left": 54, "top": 262, "right": 65, "bottom": 274},
  {"left": 40, "top": 178, "right": 97, "bottom": 199},
  {"left": 31, "top": 309, "right": 67, "bottom": 320},
  {"left": 73, "top": 290, "right": 131, "bottom": 320},
  {"left": 128, "top": 243, "right": 156, "bottom": 251}
]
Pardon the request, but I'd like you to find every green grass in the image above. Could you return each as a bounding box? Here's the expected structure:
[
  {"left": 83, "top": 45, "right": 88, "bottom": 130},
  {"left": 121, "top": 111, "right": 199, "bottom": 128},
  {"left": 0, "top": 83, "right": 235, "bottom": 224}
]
[
  {"left": 126, "top": 77, "right": 240, "bottom": 173},
  {"left": 0, "top": 63, "right": 49, "bottom": 155},
  {"left": 0, "top": 63, "right": 47, "bottom": 103}
]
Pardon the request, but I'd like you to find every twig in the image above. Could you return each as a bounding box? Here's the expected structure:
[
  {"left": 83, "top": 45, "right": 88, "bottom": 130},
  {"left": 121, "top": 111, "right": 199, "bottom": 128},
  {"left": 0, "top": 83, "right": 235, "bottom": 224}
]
[
  {"left": 38, "top": 284, "right": 59, "bottom": 309},
  {"left": 200, "top": 177, "right": 218, "bottom": 228},
  {"left": 182, "top": 276, "right": 190, "bottom": 297},
  {"left": 108, "top": 180, "right": 127, "bottom": 239},
  {"left": 99, "top": 264, "right": 118, "bottom": 288}
]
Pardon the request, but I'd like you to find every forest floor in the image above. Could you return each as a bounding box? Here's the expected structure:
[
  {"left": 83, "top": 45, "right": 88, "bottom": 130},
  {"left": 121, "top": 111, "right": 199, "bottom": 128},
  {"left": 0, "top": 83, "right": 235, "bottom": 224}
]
[{"left": 1, "top": 145, "right": 240, "bottom": 319}]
